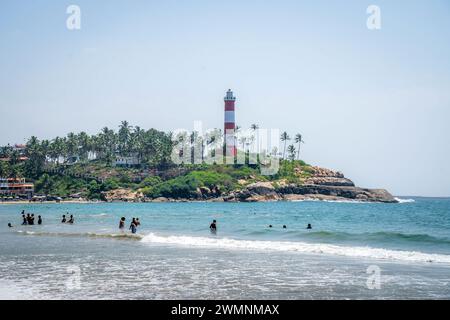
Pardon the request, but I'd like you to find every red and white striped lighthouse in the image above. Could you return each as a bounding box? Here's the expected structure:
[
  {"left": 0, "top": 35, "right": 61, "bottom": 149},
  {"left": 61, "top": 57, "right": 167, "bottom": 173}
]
[{"left": 224, "top": 89, "right": 237, "bottom": 157}]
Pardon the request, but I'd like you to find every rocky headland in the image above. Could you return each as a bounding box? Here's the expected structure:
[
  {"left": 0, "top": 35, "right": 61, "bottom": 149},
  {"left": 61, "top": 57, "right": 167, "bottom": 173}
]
[{"left": 102, "top": 166, "right": 398, "bottom": 203}]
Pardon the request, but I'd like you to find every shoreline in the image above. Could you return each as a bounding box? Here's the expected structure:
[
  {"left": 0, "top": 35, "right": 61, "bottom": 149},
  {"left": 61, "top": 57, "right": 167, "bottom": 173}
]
[{"left": 0, "top": 196, "right": 407, "bottom": 206}]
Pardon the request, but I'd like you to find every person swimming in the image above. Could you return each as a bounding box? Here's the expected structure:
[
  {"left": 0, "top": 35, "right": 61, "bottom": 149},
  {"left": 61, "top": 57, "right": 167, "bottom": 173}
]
[
  {"left": 269, "top": 225, "right": 273, "bottom": 228},
  {"left": 61, "top": 215, "right": 66, "bottom": 223},
  {"left": 37, "top": 215, "right": 42, "bottom": 225},
  {"left": 8, "top": 223, "right": 12, "bottom": 228},
  {"left": 210, "top": 219, "right": 217, "bottom": 233},
  {"left": 307, "top": 223, "right": 312, "bottom": 229},
  {"left": 283, "top": 225, "right": 287, "bottom": 229},
  {"left": 129, "top": 218, "right": 137, "bottom": 234},
  {"left": 22, "top": 214, "right": 27, "bottom": 225},
  {"left": 67, "top": 215, "right": 74, "bottom": 224},
  {"left": 119, "top": 217, "right": 126, "bottom": 230}
]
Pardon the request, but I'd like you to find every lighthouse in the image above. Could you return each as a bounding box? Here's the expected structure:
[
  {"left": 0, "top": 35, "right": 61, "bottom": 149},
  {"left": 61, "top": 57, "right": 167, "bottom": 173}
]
[{"left": 224, "top": 89, "right": 237, "bottom": 157}]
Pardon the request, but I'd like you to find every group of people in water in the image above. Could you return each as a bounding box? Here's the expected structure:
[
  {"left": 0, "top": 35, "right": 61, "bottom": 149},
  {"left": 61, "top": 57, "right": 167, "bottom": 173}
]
[
  {"left": 21, "top": 212, "right": 42, "bottom": 226},
  {"left": 119, "top": 217, "right": 141, "bottom": 234},
  {"left": 61, "top": 214, "right": 74, "bottom": 224},
  {"left": 9, "top": 210, "right": 312, "bottom": 234},
  {"left": 268, "top": 223, "right": 312, "bottom": 229},
  {"left": 8, "top": 210, "right": 75, "bottom": 228}
]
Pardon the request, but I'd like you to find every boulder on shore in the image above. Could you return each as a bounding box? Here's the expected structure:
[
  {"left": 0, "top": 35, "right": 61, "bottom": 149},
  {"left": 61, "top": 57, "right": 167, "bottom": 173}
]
[{"left": 102, "top": 188, "right": 143, "bottom": 202}]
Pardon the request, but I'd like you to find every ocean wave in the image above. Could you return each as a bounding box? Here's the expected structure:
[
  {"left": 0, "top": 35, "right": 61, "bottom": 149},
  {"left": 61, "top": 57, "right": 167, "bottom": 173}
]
[
  {"left": 89, "top": 213, "right": 109, "bottom": 217},
  {"left": 16, "top": 230, "right": 143, "bottom": 240},
  {"left": 289, "top": 198, "right": 368, "bottom": 204},
  {"left": 140, "top": 233, "right": 450, "bottom": 264},
  {"left": 298, "top": 230, "right": 450, "bottom": 244},
  {"left": 394, "top": 197, "right": 415, "bottom": 203}
]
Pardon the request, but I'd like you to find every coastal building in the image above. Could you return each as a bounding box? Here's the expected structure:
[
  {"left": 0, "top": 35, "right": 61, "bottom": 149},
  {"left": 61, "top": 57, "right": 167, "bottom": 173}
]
[
  {"left": 114, "top": 155, "right": 141, "bottom": 168},
  {"left": 0, "top": 156, "right": 28, "bottom": 162},
  {"left": 0, "top": 178, "right": 34, "bottom": 199},
  {"left": 13, "top": 144, "right": 26, "bottom": 154},
  {"left": 224, "top": 89, "right": 237, "bottom": 156},
  {"left": 66, "top": 155, "right": 81, "bottom": 165},
  {"left": 0, "top": 143, "right": 28, "bottom": 162}
]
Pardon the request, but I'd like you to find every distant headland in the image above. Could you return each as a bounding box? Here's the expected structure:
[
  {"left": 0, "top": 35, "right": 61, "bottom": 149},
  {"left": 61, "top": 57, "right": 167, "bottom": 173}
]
[
  {"left": 0, "top": 123, "right": 397, "bottom": 204},
  {"left": 0, "top": 90, "right": 397, "bottom": 204}
]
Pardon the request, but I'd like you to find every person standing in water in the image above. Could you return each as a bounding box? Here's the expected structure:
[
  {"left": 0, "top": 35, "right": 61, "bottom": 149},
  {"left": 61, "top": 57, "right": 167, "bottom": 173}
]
[
  {"left": 22, "top": 214, "right": 27, "bottom": 225},
  {"left": 135, "top": 218, "right": 141, "bottom": 227},
  {"left": 119, "top": 217, "right": 126, "bottom": 231},
  {"left": 37, "top": 215, "right": 42, "bottom": 225},
  {"left": 129, "top": 218, "right": 137, "bottom": 234},
  {"left": 210, "top": 219, "right": 217, "bottom": 233},
  {"left": 30, "top": 214, "right": 35, "bottom": 225},
  {"left": 61, "top": 215, "right": 66, "bottom": 223},
  {"left": 67, "top": 215, "right": 74, "bottom": 224},
  {"left": 307, "top": 223, "right": 312, "bottom": 229}
]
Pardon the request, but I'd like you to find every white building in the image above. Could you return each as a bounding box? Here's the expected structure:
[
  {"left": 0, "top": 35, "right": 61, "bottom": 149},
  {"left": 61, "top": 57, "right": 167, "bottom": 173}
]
[{"left": 114, "top": 156, "right": 141, "bottom": 167}]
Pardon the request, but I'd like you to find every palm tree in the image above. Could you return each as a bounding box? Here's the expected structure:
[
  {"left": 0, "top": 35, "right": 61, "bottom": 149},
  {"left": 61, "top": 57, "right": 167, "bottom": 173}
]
[
  {"left": 132, "top": 126, "right": 145, "bottom": 162},
  {"left": 294, "top": 134, "right": 305, "bottom": 160},
  {"left": 250, "top": 124, "right": 259, "bottom": 158},
  {"left": 287, "top": 145, "right": 296, "bottom": 161},
  {"left": 238, "top": 136, "right": 247, "bottom": 152},
  {"left": 118, "top": 121, "right": 132, "bottom": 156},
  {"left": 77, "top": 132, "right": 90, "bottom": 161},
  {"left": 66, "top": 133, "right": 78, "bottom": 159},
  {"left": 280, "top": 132, "right": 290, "bottom": 159},
  {"left": 25, "top": 136, "right": 46, "bottom": 178},
  {"left": 40, "top": 140, "right": 50, "bottom": 164}
]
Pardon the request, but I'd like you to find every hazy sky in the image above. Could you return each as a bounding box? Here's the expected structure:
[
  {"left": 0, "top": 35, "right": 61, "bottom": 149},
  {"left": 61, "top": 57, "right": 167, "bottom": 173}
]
[{"left": 1, "top": 0, "right": 449, "bottom": 196}]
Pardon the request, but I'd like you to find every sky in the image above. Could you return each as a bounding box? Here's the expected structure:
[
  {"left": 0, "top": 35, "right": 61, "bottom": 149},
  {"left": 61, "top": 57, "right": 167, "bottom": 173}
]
[{"left": 0, "top": 0, "right": 449, "bottom": 196}]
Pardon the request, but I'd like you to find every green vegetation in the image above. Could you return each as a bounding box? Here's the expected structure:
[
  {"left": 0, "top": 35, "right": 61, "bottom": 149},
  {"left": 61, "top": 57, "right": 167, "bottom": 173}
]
[{"left": 0, "top": 121, "right": 310, "bottom": 200}]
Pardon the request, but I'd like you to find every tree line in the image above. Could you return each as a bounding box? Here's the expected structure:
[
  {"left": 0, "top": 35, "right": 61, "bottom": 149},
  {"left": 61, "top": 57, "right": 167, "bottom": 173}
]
[
  {"left": 0, "top": 121, "right": 173, "bottom": 179},
  {"left": 0, "top": 121, "right": 305, "bottom": 179}
]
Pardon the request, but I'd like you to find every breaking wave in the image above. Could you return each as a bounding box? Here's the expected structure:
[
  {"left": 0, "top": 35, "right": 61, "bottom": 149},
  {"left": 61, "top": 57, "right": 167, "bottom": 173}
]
[
  {"left": 16, "top": 230, "right": 143, "bottom": 240},
  {"left": 141, "top": 233, "right": 450, "bottom": 264},
  {"left": 15, "top": 229, "right": 450, "bottom": 264},
  {"left": 395, "top": 197, "right": 415, "bottom": 203}
]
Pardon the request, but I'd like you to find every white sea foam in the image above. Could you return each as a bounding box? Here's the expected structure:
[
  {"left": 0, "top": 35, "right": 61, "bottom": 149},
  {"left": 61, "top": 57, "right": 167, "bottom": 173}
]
[
  {"left": 289, "top": 198, "right": 370, "bottom": 204},
  {"left": 90, "top": 213, "right": 108, "bottom": 217},
  {"left": 0, "top": 280, "right": 38, "bottom": 300},
  {"left": 141, "top": 233, "right": 450, "bottom": 264},
  {"left": 17, "top": 230, "right": 143, "bottom": 240},
  {"left": 395, "top": 197, "right": 415, "bottom": 203}
]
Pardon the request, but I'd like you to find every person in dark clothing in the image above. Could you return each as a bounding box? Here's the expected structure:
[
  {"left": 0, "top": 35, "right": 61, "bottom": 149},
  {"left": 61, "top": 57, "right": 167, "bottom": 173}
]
[
  {"left": 129, "top": 218, "right": 137, "bottom": 234},
  {"left": 61, "top": 215, "right": 66, "bottom": 223},
  {"left": 283, "top": 225, "right": 287, "bottom": 229},
  {"left": 8, "top": 223, "right": 13, "bottom": 228},
  {"left": 30, "top": 214, "right": 35, "bottom": 225},
  {"left": 210, "top": 220, "right": 217, "bottom": 233},
  {"left": 269, "top": 225, "right": 273, "bottom": 228},
  {"left": 37, "top": 215, "right": 42, "bottom": 225},
  {"left": 26, "top": 213, "right": 31, "bottom": 225},
  {"left": 22, "top": 214, "right": 27, "bottom": 225},
  {"left": 307, "top": 223, "right": 312, "bottom": 229},
  {"left": 135, "top": 218, "right": 141, "bottom": 227},
  {"left": 119, "top": 217, "right": 126, "bottom": 230},
  {"left": 67, "top": 215, "right": 74, "bottom": 224}
]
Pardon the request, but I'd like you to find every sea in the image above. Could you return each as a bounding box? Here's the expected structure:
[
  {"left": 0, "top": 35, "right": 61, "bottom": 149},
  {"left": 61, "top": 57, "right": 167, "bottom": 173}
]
[{"left": 0, "top": 197, "right": 449, "bottom": 299}]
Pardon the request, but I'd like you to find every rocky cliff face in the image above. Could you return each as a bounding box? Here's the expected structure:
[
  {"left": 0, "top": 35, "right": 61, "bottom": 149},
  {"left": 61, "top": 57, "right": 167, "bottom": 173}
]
[
  {"left": 102, "top": 189, "right": 144, "bottom": 202},
  {"left": 224, "top": 167, "right": 397, "bottom": 203}
]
